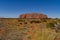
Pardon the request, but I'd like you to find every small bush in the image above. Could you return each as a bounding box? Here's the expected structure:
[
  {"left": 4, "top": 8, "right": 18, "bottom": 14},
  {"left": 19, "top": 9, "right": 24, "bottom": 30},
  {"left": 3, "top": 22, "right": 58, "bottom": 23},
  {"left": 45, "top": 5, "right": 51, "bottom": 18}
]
[
  {"left": 20, "top": 23, "right": 22, "bottom": 24},
  {"left": 18, "top": 19, "right": 25, "bottom": 22},
  {"left": 42, "top": 19, "right": 47, "bottom": 22},
  {"left": 55, "top": 24, "right": 60, "bottom": 32},
  {"left": 30, "top": 20, "right": 41, "bottom": 23},
  {"left": 46, "top": 22, "right": 55, "bottom": 29},
  {"left": 24, "top": 22, "right": 27, "bottom": 24}
]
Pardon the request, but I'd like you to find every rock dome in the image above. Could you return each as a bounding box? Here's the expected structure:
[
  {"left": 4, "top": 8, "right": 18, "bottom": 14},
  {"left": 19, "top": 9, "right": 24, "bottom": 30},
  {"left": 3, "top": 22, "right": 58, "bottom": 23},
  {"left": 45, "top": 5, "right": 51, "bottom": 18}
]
[{"left": 19, "top": 13, "right": 48, "bottom": 18}]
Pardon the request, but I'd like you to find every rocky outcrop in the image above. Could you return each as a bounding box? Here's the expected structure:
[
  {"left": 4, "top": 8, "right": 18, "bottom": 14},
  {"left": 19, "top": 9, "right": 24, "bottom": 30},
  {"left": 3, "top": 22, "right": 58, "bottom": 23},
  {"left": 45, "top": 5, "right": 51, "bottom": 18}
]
[{"left": 19, "top": 13, "right": 48, "bottom": 18}]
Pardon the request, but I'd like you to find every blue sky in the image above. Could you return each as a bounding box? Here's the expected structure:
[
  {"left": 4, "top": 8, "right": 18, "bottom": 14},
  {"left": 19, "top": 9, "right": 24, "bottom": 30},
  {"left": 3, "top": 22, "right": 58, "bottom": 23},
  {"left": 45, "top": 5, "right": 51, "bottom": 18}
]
[{"left": 0, "top": 0, "right": 60, "bottom": 18}]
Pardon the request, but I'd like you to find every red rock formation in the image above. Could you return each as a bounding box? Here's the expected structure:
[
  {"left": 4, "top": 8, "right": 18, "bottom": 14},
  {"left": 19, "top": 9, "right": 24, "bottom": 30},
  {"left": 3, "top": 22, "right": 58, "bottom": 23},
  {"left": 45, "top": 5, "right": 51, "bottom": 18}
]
[{"left": 19, "top": 13, "right": 48, "bottom": 18}]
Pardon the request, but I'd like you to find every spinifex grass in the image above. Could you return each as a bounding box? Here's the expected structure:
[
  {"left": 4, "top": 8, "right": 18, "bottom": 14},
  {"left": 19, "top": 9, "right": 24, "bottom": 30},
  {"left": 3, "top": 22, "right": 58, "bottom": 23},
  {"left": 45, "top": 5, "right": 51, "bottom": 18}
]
[{"left": 0, "top": 18, "right": 60, "bottom": 40}]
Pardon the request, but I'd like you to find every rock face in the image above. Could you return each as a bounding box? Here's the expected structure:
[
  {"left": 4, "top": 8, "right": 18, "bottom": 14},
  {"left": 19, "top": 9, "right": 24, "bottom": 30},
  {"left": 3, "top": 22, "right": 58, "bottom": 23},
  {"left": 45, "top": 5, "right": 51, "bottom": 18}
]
[{"left": 19, "top": 13, "right": 48, "bottom": 18}]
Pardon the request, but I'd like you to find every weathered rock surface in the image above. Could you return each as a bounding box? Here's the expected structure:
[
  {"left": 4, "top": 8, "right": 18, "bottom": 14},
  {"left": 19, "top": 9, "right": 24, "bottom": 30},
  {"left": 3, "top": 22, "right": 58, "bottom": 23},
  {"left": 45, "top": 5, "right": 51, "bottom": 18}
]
[{"left": 19, "top": 13, "right": 48, "bottom": 18}]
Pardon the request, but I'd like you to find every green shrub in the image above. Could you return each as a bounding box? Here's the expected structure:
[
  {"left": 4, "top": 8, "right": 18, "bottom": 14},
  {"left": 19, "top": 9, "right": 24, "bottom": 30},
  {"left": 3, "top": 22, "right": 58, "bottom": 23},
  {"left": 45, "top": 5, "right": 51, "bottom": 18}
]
[
  {"left": 46, "top": 22, "right": 55, "bottom": 29},
  {"left": 40, "top": 19, "right": 47, "bottom": 22},
  {"left": 24, "top": 22, "right": 27, "bottom": 24},
  {"left": 18, "top": 19, "right": 25, "bottom": 22},
  {"left": 30, "top": 20, "right": 41, "bottom": 23}
]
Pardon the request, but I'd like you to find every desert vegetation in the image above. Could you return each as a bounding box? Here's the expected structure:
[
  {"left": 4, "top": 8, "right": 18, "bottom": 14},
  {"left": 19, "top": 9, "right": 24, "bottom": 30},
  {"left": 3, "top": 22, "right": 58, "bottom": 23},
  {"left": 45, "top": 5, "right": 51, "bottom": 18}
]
[{"left": 0, "top": 18, "right": 60, "bottom": 40}]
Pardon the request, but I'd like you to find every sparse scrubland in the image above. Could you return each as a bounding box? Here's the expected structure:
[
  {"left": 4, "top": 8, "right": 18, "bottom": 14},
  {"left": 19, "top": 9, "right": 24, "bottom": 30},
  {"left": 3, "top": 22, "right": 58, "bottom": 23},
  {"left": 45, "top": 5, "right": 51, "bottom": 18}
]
[{"left": 0, "top": 18, "right": 60, "bottom": 40}]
